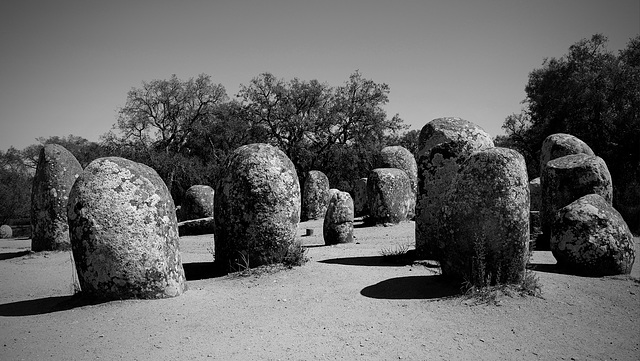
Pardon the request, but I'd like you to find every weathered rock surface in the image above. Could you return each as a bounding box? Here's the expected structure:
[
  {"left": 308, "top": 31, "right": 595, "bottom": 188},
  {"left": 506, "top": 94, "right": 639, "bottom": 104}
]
[
  {"left": 67, "top": 157, "right": 186, "bottom": 300},
  {"left": 328, "top": 188, "right": 340, "bottom": 202},
  {"left": 178, "top": 217, "right": 215, "bottom": 236},
  {"left": 323, "top": 191, "right": 354, "bottom": 245},
  {"left": 415, "top": 117, "right": 494, "bottom": 257},
  {"left": 540, "top": 133, "right": 594, "bottom": 176},
  {"left": 353, "top": 178, "right": 368, "bottom": 217},
  {"left": 0, "top": 225, "right": 12, "bottom": 239},
  {"left": 441, "top": 148, "right": 530, "bottom": 285},
  {"left": 540, "top": 153, "right": 612, "bottom": 249},
  {"left": 31, "top": 144, "right": 83, "bottom": 251},
  {"left": 301, "top": 170, "right": 330, "bottom": 221},
  {"left": 367, "top": 168, "right": 412, "bottom": 225},
  {"left": 214, "top": 143, "right": 300, "bottom": 273},
  {"left": 377, "top": 146, "right": 418, "bottom": 218},
  {"left": 179, "top": 185, "right": 214, "bottom": 221},
  {"left": 551, "top": 194, "right": 635, "bottom": 276},
  {"left": 529, "top": 177, "right": 541, "bottom": 211}
]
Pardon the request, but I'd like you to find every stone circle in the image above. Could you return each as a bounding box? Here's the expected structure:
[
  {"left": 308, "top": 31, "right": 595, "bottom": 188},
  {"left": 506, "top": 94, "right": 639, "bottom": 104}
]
[
  {"left": 323, "top": 190, "right": 354, "bottom": 245},
  {"left": 367, "top": 168, "right": 412, "bottom": 225}
]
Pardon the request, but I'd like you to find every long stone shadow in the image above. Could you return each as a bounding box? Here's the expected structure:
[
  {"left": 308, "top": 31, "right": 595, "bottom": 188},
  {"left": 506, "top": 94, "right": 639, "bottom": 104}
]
[
  {"left": 0, "top": 294, "right": 107, "bottom": 316},
  {"left": 183, "top": 261, "right": 227, "bottom": 280},
  {"left": 319, "top": 250, "right": 424, "bottom": 267},
  {"left": 361, "top": 275, "right": 461, "bottom": 300},
  {"left": 0, "top": 250, "right": 31, "bottom": 260}
]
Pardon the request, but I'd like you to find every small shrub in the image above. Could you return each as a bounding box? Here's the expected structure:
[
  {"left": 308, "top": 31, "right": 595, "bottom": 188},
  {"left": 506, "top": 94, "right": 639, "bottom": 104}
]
[
  {"left": 379, "top": 244, "right": 410, "bottom": 257},
  {"left": 282, "top": 241, "right": 308, "bottom": 268}
]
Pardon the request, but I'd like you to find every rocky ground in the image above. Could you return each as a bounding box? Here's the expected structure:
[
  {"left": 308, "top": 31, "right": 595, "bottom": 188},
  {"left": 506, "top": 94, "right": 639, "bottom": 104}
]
[{"left": 1, "top": 219, "right": 638, "bottom": 360}]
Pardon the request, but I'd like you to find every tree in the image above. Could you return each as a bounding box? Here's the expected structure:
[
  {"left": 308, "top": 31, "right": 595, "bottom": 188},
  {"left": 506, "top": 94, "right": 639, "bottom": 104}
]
[
  {"left": 0, "top": 147, "right": 32, "bottom": 224},
  {"left": 500, "top": 34, "right": 640, "bottom": 231},
  {"left": 108, "top": 74, "right": 228, "bottom": 202}
]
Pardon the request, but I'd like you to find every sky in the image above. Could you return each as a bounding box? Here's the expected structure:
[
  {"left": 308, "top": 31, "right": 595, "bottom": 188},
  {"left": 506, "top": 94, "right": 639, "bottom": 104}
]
[{"left": 0, "top": 0, "right": 638, "bottom": 152}]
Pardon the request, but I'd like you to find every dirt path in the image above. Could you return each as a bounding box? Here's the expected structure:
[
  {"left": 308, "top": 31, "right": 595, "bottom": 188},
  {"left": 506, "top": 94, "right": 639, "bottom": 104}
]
[{"left": 1, "top": 220, "right": 638, "bottom": 360}]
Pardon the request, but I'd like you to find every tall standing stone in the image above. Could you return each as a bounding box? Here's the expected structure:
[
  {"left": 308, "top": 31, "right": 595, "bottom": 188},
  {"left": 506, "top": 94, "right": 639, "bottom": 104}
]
[
  {"left": 441, "top": 148, "right": 530, "bottom": 285},
  {"left": 67, "top": 157, "right": 186, "bottom": 300},
  {"left": 353, "top": 178, "right": 368, "bottom": 217},
  {"left": 367, "top": 168, "right": 412, "bottom": 225},
  {"left": 539, "top": 133, "right": 594, "bottom": 176},
  {"left": 301, "top": 170, "right": 330, "bottom": 221},
  {"left": 179, "top": 185, "right": 214, "bottom": 221},
  {"left": 323, "top": 191, "right": 354, "bottom": 245},
  {"left": 214, "top": 144, "right": 300, "bottom": 273},
  {"left": 540, "top": 153, "right": 612, "bottom": 249},
  {"left": 31, "top": 144, "right": 82, "bottom": 251},
  {"left": 415, "top": 117, "right": 494, "bottom": 258},
  {"left": 376, "top": 146, "right": 418, "bottom": 218}
]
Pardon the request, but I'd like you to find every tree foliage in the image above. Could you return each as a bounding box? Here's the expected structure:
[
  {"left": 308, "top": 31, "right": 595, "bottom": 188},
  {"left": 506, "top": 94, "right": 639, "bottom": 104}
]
[
  {"left": 499, "top": 34, "right": 640, "bottom": 231},
  {"left": 0, "top": 147, "right": 32, "bottom": 224}
]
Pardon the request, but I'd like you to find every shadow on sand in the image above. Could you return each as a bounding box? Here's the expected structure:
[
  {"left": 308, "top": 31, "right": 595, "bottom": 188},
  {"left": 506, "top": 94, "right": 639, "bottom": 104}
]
[
  {"left": 0, "top": 294, "right": 108, "bottom": 317},
  {"left": 360, "top": 275, "right": 460, "bottom": 300},
  {"left": 319, "top": 250, "right": 428, "bottom": 267},
  {"left": 0, "top": 250, "right": 31, "bottom": 260},
  {"left": 183, "top": 261, "right": 227, "bottom": 281}
]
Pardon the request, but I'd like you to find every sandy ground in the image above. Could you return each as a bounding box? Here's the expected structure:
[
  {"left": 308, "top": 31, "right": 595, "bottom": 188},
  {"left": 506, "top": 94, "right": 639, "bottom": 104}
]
[{"left": 0, "top": 219, "right": 638, "bottom": 360}]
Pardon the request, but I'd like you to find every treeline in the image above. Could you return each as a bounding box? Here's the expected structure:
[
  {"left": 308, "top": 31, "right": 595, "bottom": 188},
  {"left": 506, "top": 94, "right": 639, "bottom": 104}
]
[
  {"left": 495, "top": 34, "right": 640, "bottom": 232},
  {"left": 1, "top": 71, "right": 417, "bottom": 223}
]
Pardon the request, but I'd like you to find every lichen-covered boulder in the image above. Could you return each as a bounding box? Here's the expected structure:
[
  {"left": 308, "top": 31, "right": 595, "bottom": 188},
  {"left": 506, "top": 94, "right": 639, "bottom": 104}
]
[
  {"left": 415, "top": 117, "right": 494, "bottom": 257},
  {"left": 441, "top": 148, "right": 530, "bottom": 285},
  {"left": 529, "top": 177, "right": 541, "bottom": 211},
  {"left": 551, "top": 194, "right": 635, "bottom": 276},
  {"left": 377, "top": 146, "right": 418, "bottom": 218},
  {"left": 540, "top": 153, "right": 612, "bottom": 249},
  {"left": 327, "top": 188, "right": 340, "bottom": 203},
  {"left": 367, "top": 168, "right": 412, "bottom": 224},
  {"left": 301, "top": 170, "right": 330, "bottom": 221},
  {"left": 540, "top": 133, "right": 594, "bottom": 176},
  {"left": 179, "top": 185, "right": 214, "bottom": 221},
  {"left": 31, "top": 144, "right": 82, "bottom": 251},
  {"left": 67, "top": 157, "right": 186, "bottom": 300},
  {"left": 353, "top": 178, "right": 368, "bottom": 217},
  {"left": 0, "top": 225, "right": 12, "bottom": 239},
  {"left": 323, "top": 191, "right": 354, "bottom": 245},
  {"left": 214, "top": 143, "right": 300, "bottom": 273}
]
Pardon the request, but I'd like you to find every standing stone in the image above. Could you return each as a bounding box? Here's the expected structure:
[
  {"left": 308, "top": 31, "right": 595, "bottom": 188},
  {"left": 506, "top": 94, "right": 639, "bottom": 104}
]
[
  {"left": 367, "top": 168, "right": 412, "bottom": 225},
  {"left": 441, "top": 148, "right": 530, "bottom": 285},
  {"left": 540, "top": 153, "right": 612, "bottom": 249},
  {"left": 179, "top": 185, "right": 214, "bottom": 221},
  {"left": 31, "top": 144, "right": 82, "bottom": 251},
  {"left": 301, "top": 170, "right": 330, "bottom": 221},
  {"left": 551, "top": 194, "right": 635, "bottom": 276},
  {"left": 0, "top": 225, "right": 12, "bottom": 239},
  {"left": 67, "top": 157, "right": 186, "bottom": 300},
  {"left": 323, "top": 191, "right": 354, "bottom": 245},
  {"left": 377, "top": 146, "right": 418, "bottom": 218},
  {"left": 529, "top": 177, "right": 541, "bottom": 211},
  {"left": 353, "top": 178, "right": 368, "bottom": 217},
  {"left": 214, "top": 144, "right": 300, "bottom": 273},
  {"left": 540, "top": 133, "right": 594, "bottom": 176},
  {"left": 415, "top": 117, "right": 494, "bottom": 257},
  {"left": 327, "top": 188, "right": 340, "bottom": 202}
]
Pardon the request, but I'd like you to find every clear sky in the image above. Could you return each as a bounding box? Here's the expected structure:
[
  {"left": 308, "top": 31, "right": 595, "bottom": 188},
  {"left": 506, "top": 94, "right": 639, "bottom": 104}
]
[{"left": 1, "top": 0, "right": 638, "bottom": 152}]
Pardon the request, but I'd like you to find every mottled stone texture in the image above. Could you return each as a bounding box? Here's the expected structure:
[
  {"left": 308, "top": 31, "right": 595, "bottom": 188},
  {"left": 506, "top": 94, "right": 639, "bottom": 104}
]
[
  {"left": 328, "top": 188, "right": 340, "bottom": 202},
  {"left": 540, "top": 154, "right": 612, "bottom": 249},
  {"left": 415, "top": 117, "right": 494, "bottom": 257},
  {"left": 377, "top": 146, "right": 418, "bottom": 218},
  {"left": 0, "top": 225, "right": 12, "bottom": 238},
  {"left": 179, "top": 185, "right": 214, "bottom": 221},
  {"left": 301, "top": 170, "right": 330, "bottom": 221},
  {"left": 31, "top": 144, "right": 82, "bottom": 251},
  {"left": 441, "top": 148, "right": 530, "bottom": 285},
  {"left": 551, "top": 194, "right": 635, "bottom": 276},
  {"left": 353, "top": 178, "right": 368, "bottom": 217},
  {"left": 367, "top": 168, "right": 412, "bottom": 224},
  {"left": 323, "top": 191, "right": 354, "bottom": 245},
  {"left": 540, "top": 133, "right": 594, "bottom": 176},
  {"left": 214, "top": 143, "right": 300, "bottom": 273},
  {"left": 67, "top": 157, "right": 186, "bottom": 300},
  {"left": 529, "top": 177, "right": 541, "bottom": 211}
]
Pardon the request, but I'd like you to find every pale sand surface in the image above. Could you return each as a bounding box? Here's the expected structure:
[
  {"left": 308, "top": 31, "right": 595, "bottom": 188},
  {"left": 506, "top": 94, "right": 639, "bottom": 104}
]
[{"left": 1, "top": 219, "right": 638, "bottom": 360}]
